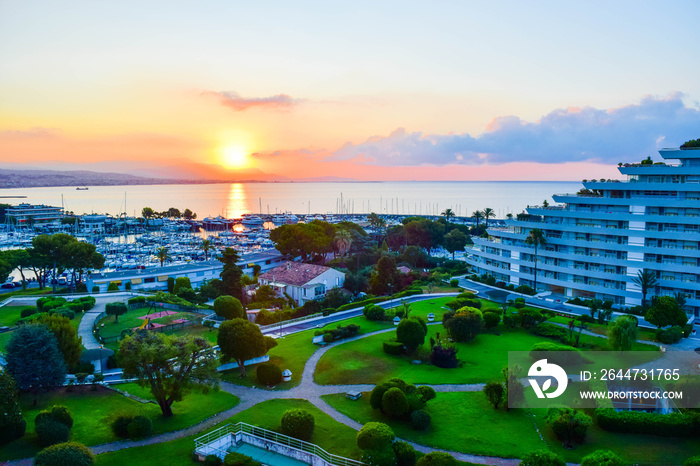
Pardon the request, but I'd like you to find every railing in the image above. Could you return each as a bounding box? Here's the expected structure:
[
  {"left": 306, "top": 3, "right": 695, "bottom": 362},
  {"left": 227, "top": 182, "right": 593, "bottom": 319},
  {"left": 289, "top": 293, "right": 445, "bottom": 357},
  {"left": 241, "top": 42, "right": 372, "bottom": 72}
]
[
  {"left": 195, "top": 422, "right": 365, "bottom": 466},
  {"left": 258, "top": 312, "right": 324, "bottom": 332}
]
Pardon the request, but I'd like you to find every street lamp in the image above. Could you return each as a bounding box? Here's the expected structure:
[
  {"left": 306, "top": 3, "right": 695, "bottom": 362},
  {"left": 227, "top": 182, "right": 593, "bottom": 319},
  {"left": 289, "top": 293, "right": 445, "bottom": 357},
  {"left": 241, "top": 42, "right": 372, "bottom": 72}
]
[{"left": 388, "top": 283, "right": 394, "bottom": 303}]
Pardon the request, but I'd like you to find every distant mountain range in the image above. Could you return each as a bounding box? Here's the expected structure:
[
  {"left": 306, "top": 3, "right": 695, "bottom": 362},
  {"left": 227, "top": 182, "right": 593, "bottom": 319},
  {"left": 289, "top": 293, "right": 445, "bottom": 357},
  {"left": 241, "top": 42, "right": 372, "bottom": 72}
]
[{"left": 0, "top": 160, "right": 355, "bottom": 188}]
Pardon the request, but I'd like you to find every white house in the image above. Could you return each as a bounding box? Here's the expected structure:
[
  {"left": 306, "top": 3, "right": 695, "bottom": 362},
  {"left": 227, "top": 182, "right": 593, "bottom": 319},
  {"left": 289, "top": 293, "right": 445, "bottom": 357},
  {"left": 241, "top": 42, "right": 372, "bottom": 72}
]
[{"left": 258, "top": 262, "right": 345, "bottom": 305}]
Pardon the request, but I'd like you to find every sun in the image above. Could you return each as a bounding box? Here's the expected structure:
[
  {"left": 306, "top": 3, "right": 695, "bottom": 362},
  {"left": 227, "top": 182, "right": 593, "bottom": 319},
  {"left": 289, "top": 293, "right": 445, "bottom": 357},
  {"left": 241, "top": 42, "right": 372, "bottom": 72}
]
[{"left": 221, "top": 146, "right": 251, "bottom": 169}]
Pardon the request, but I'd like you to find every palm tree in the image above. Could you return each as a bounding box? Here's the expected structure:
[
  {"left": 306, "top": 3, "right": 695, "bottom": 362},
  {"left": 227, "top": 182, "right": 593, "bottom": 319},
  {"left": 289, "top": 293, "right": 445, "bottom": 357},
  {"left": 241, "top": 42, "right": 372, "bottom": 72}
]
[
  {"left": 156, "top": 246, "right": 171, "bottom": 267},
  {"left": 632, "top": 269, "right": 657, "bottom": 309},
  {"left": 472, "top": 210, "right": 484, "bottom": 228},
  {"left": 524, "top": 228, "right": 546, "bottom": 292},
  {"left": 141, "top": 207, "right": 154, "bottom": 227},
  {"left": 482, "top": 208, "right": 495, "bottom": 228},
  {"left": 334, "top": 229, "right": 353, "bottom": 258},
  {"left": 441, "top": 208, "right": 455, "bottom": 223},
  {"left": 201, "top": 239, "right": 213, "bottom": 261}
]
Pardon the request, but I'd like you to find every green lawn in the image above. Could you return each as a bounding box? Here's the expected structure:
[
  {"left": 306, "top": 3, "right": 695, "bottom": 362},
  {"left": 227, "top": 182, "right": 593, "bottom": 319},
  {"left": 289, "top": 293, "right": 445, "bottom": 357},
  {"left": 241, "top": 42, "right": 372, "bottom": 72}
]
[
  {"left": 0, "top": 384, "right": 239, "bottom": 462},
  {"left": 95, "top": 399, "right": 363, "bottom": 466},
  {"left": 322, "top": 391, "right": 546, "bottom": 459},
  {"left": 548, "top": 314, "right": 658, "bottom": 341},
  {"left": 96, "top": 306, "right": 203, "bottom": 339},
  {"left": 0, "top": 305, "right": 85, "bottom": 353}
]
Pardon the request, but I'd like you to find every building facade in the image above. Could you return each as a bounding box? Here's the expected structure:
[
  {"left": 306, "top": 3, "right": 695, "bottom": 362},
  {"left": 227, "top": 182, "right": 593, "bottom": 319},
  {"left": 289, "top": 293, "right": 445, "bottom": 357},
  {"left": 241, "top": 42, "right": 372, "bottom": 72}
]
[
  {"left": 5, "top": 204, "right": 64, "bottom": 228},
  {"left": 259, "top": 262, "right": 346, "bottom": 305},
  {"left": 466, "top": 147, "right": 700, "bottom": 317}
]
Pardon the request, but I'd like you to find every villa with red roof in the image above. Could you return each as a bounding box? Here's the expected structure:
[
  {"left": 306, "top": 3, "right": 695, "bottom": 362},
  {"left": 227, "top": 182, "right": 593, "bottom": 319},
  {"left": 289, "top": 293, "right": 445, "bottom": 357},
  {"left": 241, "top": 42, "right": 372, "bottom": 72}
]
[{"left": 258, "top": 262, "right": 346, "bottom": 305}]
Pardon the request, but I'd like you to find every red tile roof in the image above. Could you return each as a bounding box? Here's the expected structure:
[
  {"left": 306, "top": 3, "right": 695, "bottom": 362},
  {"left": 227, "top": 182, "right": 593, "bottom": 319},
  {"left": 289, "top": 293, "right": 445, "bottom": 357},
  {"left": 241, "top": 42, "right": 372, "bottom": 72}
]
[{"left": 260, "top": 262, "right": 334, "bottom": 286}]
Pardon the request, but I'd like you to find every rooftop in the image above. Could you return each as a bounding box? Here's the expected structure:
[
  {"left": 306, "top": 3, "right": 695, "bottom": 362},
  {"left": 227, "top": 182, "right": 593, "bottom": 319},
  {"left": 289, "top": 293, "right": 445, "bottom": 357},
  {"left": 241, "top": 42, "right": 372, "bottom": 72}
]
[{"left": 260, "top": 261, "right": 335, "bottom": 286}]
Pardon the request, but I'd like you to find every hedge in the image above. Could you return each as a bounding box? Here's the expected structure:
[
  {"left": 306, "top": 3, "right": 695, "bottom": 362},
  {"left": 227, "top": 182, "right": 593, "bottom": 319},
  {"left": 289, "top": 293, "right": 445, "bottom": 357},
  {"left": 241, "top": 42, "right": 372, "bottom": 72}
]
[
  {"left": 383, "top": 339, "right": 404, "bottom": 355},
  {"left": 529, "top": 342, "right": 585, "bottom": 365},
  {"left": 257, "top": 363, "right": 283, "bottom": 386},
  {"left": 128, "top": 296, "right": 147, "bottom": 305},
  {"left": 595, "top": 409, "right": 700, "bottom": 437},
  {"left": 530, "top": 323, "right": 569, "bottom": 341},
  {"left": 336, "top": 297, "right": 388, "bottom": 313}
]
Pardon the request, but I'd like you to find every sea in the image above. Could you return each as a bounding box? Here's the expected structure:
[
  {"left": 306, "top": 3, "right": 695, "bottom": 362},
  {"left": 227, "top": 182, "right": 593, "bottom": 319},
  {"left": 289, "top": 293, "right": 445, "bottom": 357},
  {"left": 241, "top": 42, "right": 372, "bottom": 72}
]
[{"left": 0, "top": 181, "right": 581, "bottom": 219}]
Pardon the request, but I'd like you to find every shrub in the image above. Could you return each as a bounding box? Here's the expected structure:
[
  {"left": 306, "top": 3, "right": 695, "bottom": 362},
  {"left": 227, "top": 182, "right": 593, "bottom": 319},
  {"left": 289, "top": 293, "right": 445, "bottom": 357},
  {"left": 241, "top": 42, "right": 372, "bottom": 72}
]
[
  {"left": 396, "top": 317, "right": 427, "bottom": 353},
  {"left": 514, "top": 285, "right": 535, "bottom": 295},
  {"left": 92, "top": 286, "right": 99, "bottom": 293},
  {"left": 383, "top": 339, "right": 404, "bottom": 355},
  {"left": 517, "top": 308, "right": 544, "bottom": 328},
  {"left": 256, "top": 363, "right": 282, "bottom": 386},
  {"left": 111, "top": 414, "right": 135, "bottom": 438},
  {"left": 685, "top": 456, "right": 700, "bottom": 466},
  {"left": 519, "top": 449, "right": 565, "bottom": 466},
  {"left": 280, "top": 409, "right": 315, "bottom": 441},
  {"left": 443, "top": 307, "right": 482, "bottom": 342},
  {"left": 127, "top": 296, "right": 147, "bottom": 305},
  {"left": 362, "top": 446, "right": 397, "bottom": 466},
  {"left": 167, "top": 277, "right": 175, "bottom": 293},
  {"left": 545, "top": 407, "right": 591, "bottom": 447},
  {"left": 20, "top": 306, "right": 38, "bottom": 318},
  {"left": 105, "top": 302, "right": 127, "bottom": 322},
  {"left": 580, "top": 450, "right": 625, "bottom": 466},
  {"left": 410, "top": 409, "right": 431, "bottom": 430},
  {"left": 430, "top": 344, "right": 458, "bottom": 368},
  {"left": 483, "top": 381, "right": 505, "bottom": 408},
  {"left": 513, "top": 297, "right": 526, "bottom": 309},
  {"left": 363, "top": 304, "right": 386, "bottom": 321},
  {"left": 49, "top": 406, "right": 73, "bottom": 428},
  {"left": 530, "top": 342, "right": 585, "bottom": 365},
  {"left": 656, "top": 325, "right": 683, "bottom": 344},
  {"left": 595, "top": 409, "right": 700, "bottom": 437},
  {"left": 204, "top": 454, "right": 223, "bottom": 466},
  {"left": 382, "top": 387, "right": 409, "bottom": 418},
  {"left": 107, "top": 282, "right": 119, "bottom": 292},
  {"left": 224, "top": 452, "right": 261, "bottom": 466},
  {"left": 530, "top": 323, "right": 568, "bottom": 341},
  {"left": 357, "top": 422, "right": 395, "bottom": 451},
  {"left": 483, "top": 311, "right": 501, "bottom": 330},
  {"left": 36, "top": 420, "right": 71, "bottom": 447},
  {"left": 449, "top": 279, "right": 458, "bottom": 287},
  {"left": 34, "top": 441, "right": 94, "bottom": 466},
  {"left": 393, "top": 441, "right": 416, "bottom": 466},
  {"left": 416, "top": 451, "right": 458, "bottom": 465},
  {"left": 127, "top": 415, "right": 152, "bottom": 439}
]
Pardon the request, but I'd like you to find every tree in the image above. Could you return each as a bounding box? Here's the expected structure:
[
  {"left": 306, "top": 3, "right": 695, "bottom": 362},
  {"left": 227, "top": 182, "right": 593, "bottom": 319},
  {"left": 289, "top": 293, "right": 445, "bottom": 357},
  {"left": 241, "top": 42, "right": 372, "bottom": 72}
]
[
  {"left": 213, "top": 295, "right": 245, "bottom": 320},
  {"left": 166, "top": 207, "right": 181, "bottom": 218},
  {"left": 608, "top": 315, "right": 639, "bottom": 352},
  {"left": 201, "top": 239, "right": 214, "bottom": 261},
  {"left": 580, "top": 450, "right": 625, "bottom": 466},
  {"left": 370, "top": 255, "right": 400, "bottom": 295},
  {"left": 482, "top": 207, "right": 495, "bottom": 227},
  {"left": 472, "top": 210, "right": 483, "bottom": 228},
  {"left": 118, "top": 332, "right": 219, "bottom": 417},
  {"left": 333, "top": 229, "right": 353, "bottom": 258},
  {"left": 218, "top": 248, "right": 243, "bottom": 299},
  {"left": 0, "top": 370, "right": 26, "bottom": 445},
  {"left": 443, "top": 229, "right": 467, "bottom": 260},
  {"left": 218, "top": 319, "right": 268, "bottom": 378},
  {"left": 2, "top": 249, "right": 32, "bottom": 287},
  {"left": 519, "top": 449, "right": 565, "bottom": 466},
  {"left": 503, "top": 365, "right": 524, "bottom": 410},
  {"left": 587, "top": 298, "right": 602, "bottom": 320},
  {"left": 396, "top": 317, "right": 427, "bottom": 353},
  {"left": 545, "top": 406, "right": 592, "bottom": 448},
  {"left": 6, "top": 325, "right": 66, "bottom": 402},
  {"left": 483, "top": 381, "right": 505, "bottom": 409},
  {"left": 443, "top": 307, "right": 483, "bottom": 342},
  {"left": 156, "top": 247, "right": 171, "bottom": 267},
  {"left": 646, "top": 296, "right": 688, "bottom": 328},
  {"left": 280, "top": 409, "right": 315, "bottom": 441},
  {"left": 441, "top": 208, "right": 455, "bottom": 222},
  {"left": 632, "top": 269, "right": 657, "bottom": 309},
  {"left": 36, "top": 314, "right": 83, "bottom": 370},
  {"left": 105, "top": 302, "right": 127, "bottom": 323},
  {"left": 28, "top": 233, "right": 86, "bottom": 291},
  {"left": 183, "top": 208, "right": 196, "bottom": 220},
  {"left": 416, "top": 452, "right": 458, "bottom": 466},
  {"left": 525, "top": 228, "right": 546, "bottom": 292},
  {"left": 141, "top": 207, "right": 154, "bottom": 226},
  {"left": 34, "top": 442, "right": 95, "bottom": 466}
]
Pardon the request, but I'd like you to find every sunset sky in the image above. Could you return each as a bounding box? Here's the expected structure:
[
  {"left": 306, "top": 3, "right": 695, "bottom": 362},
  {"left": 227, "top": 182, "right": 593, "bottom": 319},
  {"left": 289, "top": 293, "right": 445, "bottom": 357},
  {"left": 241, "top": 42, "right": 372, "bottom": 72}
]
[{"left": 1, "top": 1, "right": 700, "bottom": 181}]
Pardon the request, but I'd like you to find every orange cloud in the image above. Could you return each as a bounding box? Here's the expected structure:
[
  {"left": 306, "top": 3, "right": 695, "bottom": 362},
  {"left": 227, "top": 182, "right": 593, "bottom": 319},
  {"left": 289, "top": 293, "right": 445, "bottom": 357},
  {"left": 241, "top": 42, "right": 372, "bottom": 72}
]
[{"left": 201, "top": 91, "right": 299, "bottom": 112}]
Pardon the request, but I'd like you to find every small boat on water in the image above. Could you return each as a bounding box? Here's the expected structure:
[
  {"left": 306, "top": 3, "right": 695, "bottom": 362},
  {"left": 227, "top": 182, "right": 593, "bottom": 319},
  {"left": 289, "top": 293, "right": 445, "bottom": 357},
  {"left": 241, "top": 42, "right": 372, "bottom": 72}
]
[
  {"left": 241, "top": 214, "right": 264, "bottom": 227},
  {"left": 76, "top": 186, "right": 89, "bottom": 190}
]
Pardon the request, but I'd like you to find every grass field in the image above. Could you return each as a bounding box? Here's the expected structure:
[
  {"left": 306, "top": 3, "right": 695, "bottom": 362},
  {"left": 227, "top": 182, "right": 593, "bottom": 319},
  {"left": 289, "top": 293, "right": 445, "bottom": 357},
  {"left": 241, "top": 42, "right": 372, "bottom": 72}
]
[
  {"left": 0, "top": 305, "right": 85, "bottom": 353},
  {"left": 322, "top": 391, "right": 546, "bottom": 459},
  {"left": 547, "top": 314, "right": 658, "bottom": 341},
  {"left": 94, "top": 399, "right": 363, "bottom": 466},
  {"left": 96, "top": 306, "right": 202, "bottom": 339},
  {"left": 0, "top": 384, "right": 239, "bottom": 462}
]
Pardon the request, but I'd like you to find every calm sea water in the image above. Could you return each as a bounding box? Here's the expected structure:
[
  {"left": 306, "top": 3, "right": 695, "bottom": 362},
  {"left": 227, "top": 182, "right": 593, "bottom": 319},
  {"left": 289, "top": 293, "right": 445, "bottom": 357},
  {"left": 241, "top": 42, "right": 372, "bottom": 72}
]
[{"left": 1, "top": 181, "right": 581, "bottom": 219}]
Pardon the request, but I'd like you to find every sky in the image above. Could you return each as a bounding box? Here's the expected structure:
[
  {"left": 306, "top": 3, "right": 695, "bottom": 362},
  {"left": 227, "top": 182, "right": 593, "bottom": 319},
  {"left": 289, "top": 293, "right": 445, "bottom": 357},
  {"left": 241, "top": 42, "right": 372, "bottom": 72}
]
[{"left": 1, "top": 0, "right": 700, "bottom": 181}]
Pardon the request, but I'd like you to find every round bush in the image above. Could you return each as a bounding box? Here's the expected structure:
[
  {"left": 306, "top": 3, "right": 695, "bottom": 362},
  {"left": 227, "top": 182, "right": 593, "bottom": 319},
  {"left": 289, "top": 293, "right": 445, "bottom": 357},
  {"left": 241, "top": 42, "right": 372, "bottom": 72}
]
[
  {"left": 20, "top": 307, "right": 38, "bottom": 318},
  {"left": 34, "top": 441, "right": 94, "bottom": 466},
  {"left": 416, "top": 451, "right": 458, "bottom": 466},
  {"left": 370, "top": 383, "right": 390, "bottom": 410},
  {"left": 581, "top": 450, "right": 625, "bottom": 466},
  {"left": 393, "top": 441, "right": 417, "bottom": 466},
  {"left": 356, "top": 422, "right": 395, "bottom": 451},
  {"left": 382, "top": 387, "right": 409, "bottom": 418},
  {"left": 483, "top": 311, "right": 501, "bottom": 330},
  {"left": 36, "top": 420, "right": 71, "bottom": 447},
  {"left": 410, "top": 409, "right": 431, "bottom": 430},
  {"left": 204, "top": 454, "right": 223, "bottom": 466},
  {"left": 280, "top": 409, "right": 315, "bottom": 441},
  {"left": 127, "top": 415, "right": 152, "bottom": 439},
  {"left": 35, "top": 410, "right": 53, "bottom": 427},
  {"left": 363, "top": 304, "right": 385, "bottom": 321},
  {"left": 383, "top": 339, "right": 404, "bottom": 355},
  {"left": 685, "top": 456, "right": 700, "bottom": 466},
  {"left": 50, "top": 406, "right": 73, "bottom": 428},
  {"left": 256, "top": 363, "right": 282, "bottom": 386},
  {"left": 362, "top": 446, "right": 397, "bottom": 466},
  {"left": 213, "top": 296, "right": 244, "bottom": 320},
  {"left": 519, "top": 449, "right": 566, "bottom": 466},
  {"left": 110, "top": 414, "right": 135, "bottom": 438}
]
